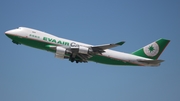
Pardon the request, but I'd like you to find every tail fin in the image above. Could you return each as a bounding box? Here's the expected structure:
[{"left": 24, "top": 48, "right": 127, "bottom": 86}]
[{"left": 132, "top": 38, "right": 170, "bottom": 60}]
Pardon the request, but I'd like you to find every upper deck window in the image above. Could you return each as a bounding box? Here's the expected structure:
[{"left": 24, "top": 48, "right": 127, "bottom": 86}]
[{"left": 32, "top": 31, "right": 36, "bottom": 33}]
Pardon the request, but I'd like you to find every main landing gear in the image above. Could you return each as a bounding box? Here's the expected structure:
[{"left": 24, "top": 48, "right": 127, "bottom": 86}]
[{"left": 69, "top": 54, "right": 80, "bottom": 63}]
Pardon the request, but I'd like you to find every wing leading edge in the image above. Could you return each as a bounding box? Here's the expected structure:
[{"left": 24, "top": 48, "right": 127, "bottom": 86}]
[{"left": 91, "top": 41, "right": 125, "bottom": 51}]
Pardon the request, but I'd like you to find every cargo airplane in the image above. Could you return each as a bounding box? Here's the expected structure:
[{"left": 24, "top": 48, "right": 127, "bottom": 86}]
[{"left": 5, "top": 27, "right": 170, "bottom": 66}]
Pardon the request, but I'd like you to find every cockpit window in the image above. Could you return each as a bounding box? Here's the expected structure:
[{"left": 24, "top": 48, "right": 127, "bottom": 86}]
[{"left": 18, "top": 27, "right": 23, "bottom": 30}]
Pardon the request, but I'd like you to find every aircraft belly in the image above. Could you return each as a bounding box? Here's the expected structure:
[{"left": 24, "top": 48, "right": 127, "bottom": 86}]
[
  {"left": 89, "top": 55, "right": 139, "bottom": 66},
  {"left": 95, "top": 50, "right": 146, "bottom": 66}
]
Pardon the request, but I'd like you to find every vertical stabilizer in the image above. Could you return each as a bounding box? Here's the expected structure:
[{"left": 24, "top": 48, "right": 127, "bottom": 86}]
[{"left": 132, "top": 38, "right": 170, "bottom": 60}]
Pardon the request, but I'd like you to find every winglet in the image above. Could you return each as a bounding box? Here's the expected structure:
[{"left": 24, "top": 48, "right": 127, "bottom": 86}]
[{"left": 116, "top": 41, "right": 125, "bottom": 45}]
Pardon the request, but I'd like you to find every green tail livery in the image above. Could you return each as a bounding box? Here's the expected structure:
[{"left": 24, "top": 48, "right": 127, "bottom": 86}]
[{"left": 132, "top": 38, "right": 170, "bottom": 60}]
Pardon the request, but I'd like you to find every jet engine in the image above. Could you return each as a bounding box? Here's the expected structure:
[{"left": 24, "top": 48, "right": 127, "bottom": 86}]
[
  {"left": 71, "top": 46, "right": 93, "bottom": 54},
  {"left": 55, "top": 46, "right": 70, "bottom": 59}
]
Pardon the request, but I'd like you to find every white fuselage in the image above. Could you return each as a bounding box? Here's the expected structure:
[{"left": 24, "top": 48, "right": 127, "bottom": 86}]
[{"left": 5, "top": 27, "right": 156, "bottom": 66}]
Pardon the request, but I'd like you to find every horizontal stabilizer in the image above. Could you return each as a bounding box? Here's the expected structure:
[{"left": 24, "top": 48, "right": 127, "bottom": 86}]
[{"left": 137, "top": 59, "right": 164, "bottom": 64}]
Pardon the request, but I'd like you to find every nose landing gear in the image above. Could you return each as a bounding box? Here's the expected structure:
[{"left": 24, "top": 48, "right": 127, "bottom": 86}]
[{"left": 12, "top": 40, "right": 21, "bottom": 45}]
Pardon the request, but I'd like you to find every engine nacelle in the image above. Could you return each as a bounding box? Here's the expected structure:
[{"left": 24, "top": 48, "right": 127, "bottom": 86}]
[
  {"left": 55, "top": 46, "right": 67, "bottom": 59},
  {"left": 55, "top": 46, "right": 92, "bottom": 59},
  {"left": 79, "top": 46, "right": 89, "bottom": 54},
  {"left": 71, "top": 46, "right": 92, "bottom": 54}
]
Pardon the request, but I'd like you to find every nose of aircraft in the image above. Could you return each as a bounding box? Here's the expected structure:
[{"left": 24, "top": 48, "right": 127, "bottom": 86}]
[
  {"left": 5, "top": 29, "right": 17, "bottom": 35},
  {"left": 5, "top": 30, "right": 11, "bottom": 35},
  {"left": 5, "top": 30, "right": 15, "bottom": 35},
  {"left": 5, "top": 30, "right": 15, "bottom": 40}
]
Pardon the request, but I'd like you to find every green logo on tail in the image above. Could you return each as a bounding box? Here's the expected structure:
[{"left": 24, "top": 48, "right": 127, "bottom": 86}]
[
  {"left": 143, "top": 42, "right": 159, "bottom": 57},
  {"left": 132, "top": 38, "right": 170, "bottom": 60}
]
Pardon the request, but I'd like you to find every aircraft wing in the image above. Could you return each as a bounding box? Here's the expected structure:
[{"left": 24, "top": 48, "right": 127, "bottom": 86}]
[
  {"left": 74, "top": 41, "right": 125, "bottom": 62},
  {"left": 48, "top": 41, "right": 125, "bottom": 63},
  {"left": 91, "top": 41, "right": 125, "bottom": 51}
]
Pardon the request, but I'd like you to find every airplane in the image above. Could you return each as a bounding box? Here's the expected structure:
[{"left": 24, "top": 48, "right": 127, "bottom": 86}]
[{"left": 5, "top": 27, "right": 170, "bottom": 66}]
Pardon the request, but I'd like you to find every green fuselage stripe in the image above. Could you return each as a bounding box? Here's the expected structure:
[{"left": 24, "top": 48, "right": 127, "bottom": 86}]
[{"left": 7, "top": 35, "right": 138, "bottom": 66}]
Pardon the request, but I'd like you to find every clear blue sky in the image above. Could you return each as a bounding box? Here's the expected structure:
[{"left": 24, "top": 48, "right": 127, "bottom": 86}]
[{"left": 0, "top": 0, "right": 180, "bottom": 101}]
